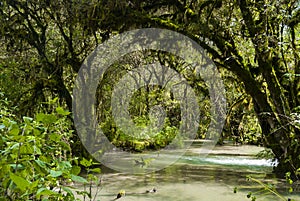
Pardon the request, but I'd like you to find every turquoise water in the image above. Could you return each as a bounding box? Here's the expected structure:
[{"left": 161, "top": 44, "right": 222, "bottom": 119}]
[{"left": 75, "top": 144, "right": 300, "bottom": 201}]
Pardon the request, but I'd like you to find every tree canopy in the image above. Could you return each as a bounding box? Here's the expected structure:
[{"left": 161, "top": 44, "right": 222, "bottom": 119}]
[{"left": 0, "top": 0, "right": 300, "bottom": 177}]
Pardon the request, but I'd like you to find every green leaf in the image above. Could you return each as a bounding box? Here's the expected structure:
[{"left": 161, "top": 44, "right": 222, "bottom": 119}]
[
  {"left": 61, "top": 186, "right": 75, "bottom": 197},
  {"left": 10, "top": 163, "right": 24, "bottom": 170},
  {"left": 76, "top": 190, "right": 91, "bottom": 198},
  {"left": 71, "top": 174, "right": 88, "bottom": 183},
  {"left": 58, "top": 161, "right": 72, "bottom": 170},
  {"left": 49, "top": 133, "right": 61, "bottom": 142},
  {"left": 58, "top": 141, "right": 71, "bottom": 151},
  {"left": 23, "top": 116, "right": 33, "bottom": 124},
  {"left": 33, "top": 160, "right": 48, "bottom": 174},
  {"left": 90, "top": 168, "right": 101, "bottom": 173},
  {"left": 30, "top": 180, "right": 39, "bottom": 190},
  {"left": 36, "top": 188, "right": 58, "bottom": 199},
  {"left": 56, "top": 107, "right": 70, "bottom": 116},
  {"left": 33, "top": 128, "right": 42, "bottom": 136},
  {"left": 33, "top": 145, "right": 42, "bottom": 155},
  {"left": 36, "top": 113, "right": 46, "bottom": 123},
  {"left": 50, "top": 170, "right": 62, "bottom": 178},
  {"left": 9, "top": 124, "right": 19, "bottom": 135},
  {"left": 80, "top": 158, "right": 92, "bottom": 167},
  {"left": 61, "top": 186, "right": 76, "bottom": 201},
  {"left": 9, "top": 172, "right": 31, "bottom": 191},
  {"left": 7, "top": 142, "right": 19, "bottom": 151},
  {"left": 20, "top": 144, "right": 34, "bottom": 155},
  {"left": 35, "top": 159, "right": 48, "bottom": 169},
  {"left": 70, "top": 165, "right": 81, "bottom": 175},
  {"left": 47, "top": 97, "right": 59, "bottom": 105},
  {"left": 36, "top": 113, "right": 57, "bottom": 124},
  {"left": 0, "top": 124, "right": 5, "bottom": 130}
]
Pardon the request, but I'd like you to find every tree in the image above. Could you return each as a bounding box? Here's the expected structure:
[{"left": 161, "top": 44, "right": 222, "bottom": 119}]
[
  {"left": 1, "top": 0, "right": 299, "bottom": 177},
  {"left": 0, "top": 0, "right": 115, "bottom": 115},
  {"left": 130, "top": 0, "right": 300, "bottom": 177}
]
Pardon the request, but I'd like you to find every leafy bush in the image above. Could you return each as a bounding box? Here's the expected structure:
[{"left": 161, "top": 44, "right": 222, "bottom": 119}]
[
  {"left": 0, "top": 95, "right": 88, "bottom": 200},
  {"left": 100, "top": 115, "right": 182, "bottom": 152}
]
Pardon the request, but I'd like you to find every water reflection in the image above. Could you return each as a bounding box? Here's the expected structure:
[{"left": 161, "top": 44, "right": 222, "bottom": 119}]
[{"left": 75, "top": 145, "right": 299, "bottom": 201}]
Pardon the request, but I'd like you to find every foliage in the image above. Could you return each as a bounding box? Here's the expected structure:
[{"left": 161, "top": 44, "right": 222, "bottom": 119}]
[
  {"left": 234, "top": 175, "right": 295, "bottom": 201},
  {"left": 0, "top": 0, "right": 300, "bottom": 177},
  {"left": 256, "top": 148, "right": 275, "bottom": 160},
  {"left": 78, "top": 158, "right": 102, "bottom": 201},
  {"left": 0, "top": 95, "right": 90, "bottom": 200},
  {"left": 222, "top": 74, "right": 262, "bottom": 145},
  {"left": 96, "top": 51, "right": 209, "bottom": 151},
  {"left": 245, "top": 176, "right": 292, "bottom": 201},
  {"left": 99, "top": 99, "right": 183, "bottom": 152},
  {"left": 132, "top": 0, "right": 300, "bottom": 177}
]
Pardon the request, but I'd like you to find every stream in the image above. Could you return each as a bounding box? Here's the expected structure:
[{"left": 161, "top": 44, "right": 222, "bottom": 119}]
[{"left": 75, "top": 143, "right": 300, "bottom": 201}]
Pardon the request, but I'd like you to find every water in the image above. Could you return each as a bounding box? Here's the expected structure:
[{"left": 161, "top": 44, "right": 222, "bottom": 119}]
[{"left": 75, "top": 144, "right": 300, "bottom": 201}]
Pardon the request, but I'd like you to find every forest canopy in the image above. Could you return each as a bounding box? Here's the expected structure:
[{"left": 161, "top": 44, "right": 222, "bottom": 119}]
[{"left": 0, "top": 0, "right": 300, "bottom": 179}]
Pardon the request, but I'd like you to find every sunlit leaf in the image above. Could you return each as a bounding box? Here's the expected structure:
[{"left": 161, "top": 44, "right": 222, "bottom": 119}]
[
  {"left": 36, "top": 113, "right": 57, "bottom": 124},
  {"left": 9, "top": 124, "right": 19, "bottom": 135},
  {"left": 9, "top": 172, "right": 31, "bottom": 191},
  {"left": 56, "top": 107, "right": 70, "bottom": 116},
  {"left": 10, "top": 164, "right": 24, "bottom": 170},
  {"left": 90, "top": 168, "right": 101, "bottom": 173},
  {"left": 49, "top": 133, "right": 61, "bottom": 142},
  {"left": 20, "top": 144, "right": 34, "bottom": 155},
  {"left": 80, "top": 158, "right": 92, "bottom": 167}
]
